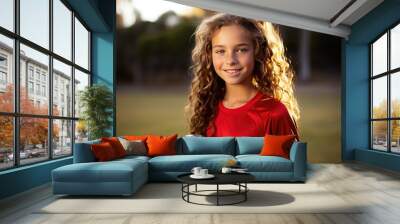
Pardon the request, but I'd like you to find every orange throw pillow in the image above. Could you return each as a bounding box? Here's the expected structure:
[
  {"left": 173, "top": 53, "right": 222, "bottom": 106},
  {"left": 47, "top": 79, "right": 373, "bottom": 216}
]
[
  {"left": 146, "top": 134, "right": 178, "bottom": 157},
  {"left": 101, "top": 137, "right": 127, "bottom": 158},
  {"left": 91, "top": 142, "right": 117, "bottom": 161},
  {"left": 124, "top": 135, "right": 147, "bottom": 141},
  {"left": 260, "top": 135, "right": 296, "bottom": 159}
]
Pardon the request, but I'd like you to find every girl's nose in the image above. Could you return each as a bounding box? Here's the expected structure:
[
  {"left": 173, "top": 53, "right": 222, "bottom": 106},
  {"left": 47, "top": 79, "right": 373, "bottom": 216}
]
[{"left": 225, "top": 52, "right": 238, "bottom": 65}]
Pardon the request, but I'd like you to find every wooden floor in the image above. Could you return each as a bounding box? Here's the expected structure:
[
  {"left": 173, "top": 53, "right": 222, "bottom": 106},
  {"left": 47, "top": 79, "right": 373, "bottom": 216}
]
[{"left": 1, "top": 162, "right": 400, "bottom": 224}]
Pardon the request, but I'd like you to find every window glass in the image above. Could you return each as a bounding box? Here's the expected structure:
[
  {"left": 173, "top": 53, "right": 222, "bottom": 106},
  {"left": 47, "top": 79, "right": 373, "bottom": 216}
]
[
  {"left": 1, "top": 0, "right": 93, "bottom": 168},
  {"left": 20, "top": 44, "right": 49, "bottom": 115},
  {"left": 372, "top": 121, "right": 388, "bottom": 151},
  {"left": 391, "top": 120, "right": 400, "bottom": 153},
  {"left": 20, "top": 117, "right": 49, "bottom": 165},
  {"left": 0, "top": 35, "right": 14, "bottom": 112},
  {"left": 20, "top": 0, "right": 49, "bottom": 49},
  {"left": 75, "top": 120, "right": 88, "bottom": 143},
  {"left": 53, "top": 119, "right": 72, "bottom": 158},
  {"left": 0, "top": 0, "right": 14, "bottom": 32},
  {"left": 391, "top": 24, "right": 400, "bottom": 70},
  {"left": 74, "top": 17, "right": 89, "bottom": 70},
  {"left": 53, "top": 59, "right": 72, "bottom": 117},
  {"left": 53, "top": 0, "right": 72, "bottom": 60},
  {"left": 74, "top": 69, "right": 89, "bottom": 118},
  {"left": 391, "top": 72, "right": 400, "bottom": 118},
  {"left": 0, "top": 116, "right": 13, "bottom": 170},
  {"left": 372, "top": 77, "right": 387, "bottom": 119},
  {"left": 372, "top": 34, "right": 387, "bottom": 76}
]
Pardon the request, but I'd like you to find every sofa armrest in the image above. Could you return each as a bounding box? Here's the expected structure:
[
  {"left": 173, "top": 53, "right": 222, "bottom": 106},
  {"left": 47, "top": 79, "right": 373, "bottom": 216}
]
[
  {"left": 73, "top": 140, "right": 100, "bottom": 163},
  {"left": 289, "top": 142, "right": 307, "bottom": 181}
]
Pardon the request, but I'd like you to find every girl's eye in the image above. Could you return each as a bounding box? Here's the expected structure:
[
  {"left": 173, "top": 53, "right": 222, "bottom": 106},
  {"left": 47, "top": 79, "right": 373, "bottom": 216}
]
[
  {"left": 215, "top": 50, "right": 225, "bottom": 54},
  {"left": 237, "top": 48, "right": 248, "bottom": 53}
]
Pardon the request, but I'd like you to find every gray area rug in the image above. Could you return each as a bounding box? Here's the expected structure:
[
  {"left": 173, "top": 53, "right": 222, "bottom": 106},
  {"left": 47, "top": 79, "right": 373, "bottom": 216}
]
[{"left": 37, "top": 183, "right": 362, "bottom": 214}]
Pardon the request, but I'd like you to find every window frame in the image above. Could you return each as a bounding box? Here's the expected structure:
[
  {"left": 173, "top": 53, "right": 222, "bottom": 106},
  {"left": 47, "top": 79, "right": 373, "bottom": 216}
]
[
  {"left": 0, "top": 0, "right": 92, "bottom": 171},
  {"left": 370, "top": 20, "right": 400, "bottom": 154}
]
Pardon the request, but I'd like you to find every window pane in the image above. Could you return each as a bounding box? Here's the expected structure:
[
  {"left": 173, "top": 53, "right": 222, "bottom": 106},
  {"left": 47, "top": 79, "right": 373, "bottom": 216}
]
[
  {"left": 53, "top": 119, "right": 72, "bottom": 158},
  {"left": 20, "top": 44, "right": 49, "bottom": 115},
  {"left": 372, "top": 33, "right": 387, "bottom": 76},
  {"left": 0, "top": 0, "right": 14, "bottom": 32},
  {"left": 75, "top": 120, "right": 88, "bottom": 143},
  {"left": 74, "top": 17, "right": 89, "bottom": 70},
  {"left": 391, "top": 24, "right": 400, "bottom": 70},
  {"left": 0, "top": 35, "right": 14, "bottom": 112},
  {"left": 372, "top": 121, "right": 387, "bottom": 151},
  {"left": 372, "top": 77, "right": 387, "bottom": 119},
  {"left": 74, "top": 69, "right": 89, "bottom": 118},
  {"left": 53, "top": 59, "right": 72, "bottom": 117},
  {"left": 20, "top": 0, "right": 49, "bottom": 49},
  {"left": 20, "top": 117, "right": 49, "bottom": 165},
  {"left": 53, "top": 0, "right": 72, "bottom": 60},
  {"left": 391, "top": 120, "right": 400, "bottom": 153},
  {"left": 391, "top": 72, "right": 400, "bottom": 118},
  {"left": 0, "top": 116, "right": 13, "bottom": 170}
]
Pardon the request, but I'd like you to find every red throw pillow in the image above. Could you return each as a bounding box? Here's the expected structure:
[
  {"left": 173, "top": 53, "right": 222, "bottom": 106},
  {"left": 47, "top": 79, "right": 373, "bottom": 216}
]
[
  {"left": 260, "top": 135, "right": 296, "bottom": 159},
  {"left": 91, "top": 142, "right": 117, "bottom": 161},
  {"left": 146, "top": 134, "right": 177, "bottom": 157},
  {"left": 101, "top": 137, "right": 127, "bottom": 158}
]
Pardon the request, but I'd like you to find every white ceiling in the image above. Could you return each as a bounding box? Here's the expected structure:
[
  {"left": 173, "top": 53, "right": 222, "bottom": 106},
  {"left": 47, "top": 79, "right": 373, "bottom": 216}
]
[{"left": 168, "top": 0, "right": 384, "bottom": 38}]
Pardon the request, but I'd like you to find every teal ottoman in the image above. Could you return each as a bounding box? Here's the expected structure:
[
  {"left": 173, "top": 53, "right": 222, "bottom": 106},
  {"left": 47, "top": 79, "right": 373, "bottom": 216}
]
[{"left": 52, "top": 157, "right": 148, "bottom": 196}]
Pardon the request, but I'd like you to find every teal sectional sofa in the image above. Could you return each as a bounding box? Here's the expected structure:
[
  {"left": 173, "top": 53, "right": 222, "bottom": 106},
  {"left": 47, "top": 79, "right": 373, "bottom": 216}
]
[{"left": 52, "top": 136, "right": 307, "bottom": 196}]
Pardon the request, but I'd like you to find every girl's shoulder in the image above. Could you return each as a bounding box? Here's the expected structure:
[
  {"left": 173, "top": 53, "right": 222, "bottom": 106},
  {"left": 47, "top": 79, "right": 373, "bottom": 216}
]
[{"left": 255, "top": 94, "right": 289, "bottom": 115}]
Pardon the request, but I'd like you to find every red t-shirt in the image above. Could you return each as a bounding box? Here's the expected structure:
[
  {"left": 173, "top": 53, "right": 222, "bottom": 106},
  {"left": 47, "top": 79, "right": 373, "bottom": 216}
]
[{"left": 206, "top": 91, "right": 299, "bottom": 140}]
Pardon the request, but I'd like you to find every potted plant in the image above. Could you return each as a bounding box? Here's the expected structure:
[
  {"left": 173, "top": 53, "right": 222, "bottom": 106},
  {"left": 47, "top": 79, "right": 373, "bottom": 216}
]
[{"left": 79, "top": 84, "right": 113, "bottom": 140}]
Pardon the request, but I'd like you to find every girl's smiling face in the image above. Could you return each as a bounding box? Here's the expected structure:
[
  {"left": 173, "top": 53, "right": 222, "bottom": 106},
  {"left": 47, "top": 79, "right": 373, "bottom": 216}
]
[{"left": 211, "top": 25, "right": 255, "bottom": 86}]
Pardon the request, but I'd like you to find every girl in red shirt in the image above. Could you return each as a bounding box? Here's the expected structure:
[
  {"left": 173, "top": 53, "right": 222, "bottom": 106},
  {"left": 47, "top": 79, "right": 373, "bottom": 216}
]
[{"left": 185, "top": 13, "right": 300, "bottom": 139}]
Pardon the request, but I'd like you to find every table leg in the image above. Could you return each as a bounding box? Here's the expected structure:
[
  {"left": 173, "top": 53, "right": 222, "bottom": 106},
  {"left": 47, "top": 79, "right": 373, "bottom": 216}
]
[
  {"left": 245, "top": 183, "right": 247, "bottom": 201},
  {"left": 217, "top": 184, "right": 219, "bottom": 206}
]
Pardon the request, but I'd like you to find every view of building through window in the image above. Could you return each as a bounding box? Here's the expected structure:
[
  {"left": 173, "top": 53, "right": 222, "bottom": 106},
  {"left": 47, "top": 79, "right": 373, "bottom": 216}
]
[{"left": 0, "top": 0, "right": 90, "bottom": 170}]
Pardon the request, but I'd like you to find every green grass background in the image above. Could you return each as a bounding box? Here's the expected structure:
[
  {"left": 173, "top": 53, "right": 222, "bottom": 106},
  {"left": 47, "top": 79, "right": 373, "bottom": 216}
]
[{"left": 117, "top": 82, "right": 341, "bottom": 163}]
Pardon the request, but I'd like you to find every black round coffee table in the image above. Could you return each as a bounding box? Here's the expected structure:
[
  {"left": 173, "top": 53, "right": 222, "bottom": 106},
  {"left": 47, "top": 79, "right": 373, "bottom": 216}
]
[{"left": 177, "top": 173, "right": 255, "bottom": 206}]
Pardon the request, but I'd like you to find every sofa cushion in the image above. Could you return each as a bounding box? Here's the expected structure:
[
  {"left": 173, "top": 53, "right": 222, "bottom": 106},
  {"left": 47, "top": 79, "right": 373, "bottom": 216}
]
[
  {"left": 73, "top": 139, "right": 101, "bottom": 163},
  {"left": 178, "top": 136, "right": 236, "bottom": 155},
  {"left": 115, "top": 155, "right": 150, "bottom": 163},
  {"left": 235, "top": 137, "right": 263, "bottom": 155},
  {"left": 236, "top": 155, "right": 293, "bottom": 172},
  {"left": 101, "top": 137, "right": 127, "bottom": 158},
  {"left": 118, "top": 138, "right": 147, "bottom": 156},
  {"left": 52, "top": 159, "right": 147, "bottom": 183},
  {"left": 147, "top": 134, "right": 177, "bottom": 157},
  {"left": 148, "top": 154, "right": 235, "bottom": 172},
  {"left": 91, "top": 142, "right": 118, "bottom": 161},
  {"left": 260, "top": 135, "right": 296, "bottom": 159}
]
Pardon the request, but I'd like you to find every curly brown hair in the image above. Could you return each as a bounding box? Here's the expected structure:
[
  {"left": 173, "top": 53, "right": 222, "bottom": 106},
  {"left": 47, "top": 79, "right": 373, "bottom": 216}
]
[{"left": 185, "top": 13, "right": 300, "bottom": 135}]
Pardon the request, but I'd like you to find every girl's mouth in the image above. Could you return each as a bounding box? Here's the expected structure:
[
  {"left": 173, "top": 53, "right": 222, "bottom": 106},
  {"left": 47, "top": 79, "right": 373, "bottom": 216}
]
[{"left": 224, "top": 69, "right": 242, "bottom": 75}]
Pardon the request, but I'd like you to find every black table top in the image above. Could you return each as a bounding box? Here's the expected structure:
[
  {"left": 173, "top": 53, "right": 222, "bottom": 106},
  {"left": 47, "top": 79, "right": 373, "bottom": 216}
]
[{"left": 177, "top": 172, "right": 255, "bottom": 185}]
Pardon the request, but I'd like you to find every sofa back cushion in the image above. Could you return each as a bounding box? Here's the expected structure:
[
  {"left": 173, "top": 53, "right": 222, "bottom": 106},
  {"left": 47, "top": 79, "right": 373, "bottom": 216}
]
[
  {"left": 73, "top": 139, "right": 101, "bottom": 163},
  {"left": 236, "top": 137, "right": 264, "bottom": 155},
  {"left": 177, "top": 136, "right": 235, "bottom": 155}
]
